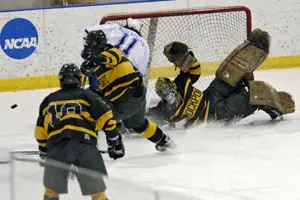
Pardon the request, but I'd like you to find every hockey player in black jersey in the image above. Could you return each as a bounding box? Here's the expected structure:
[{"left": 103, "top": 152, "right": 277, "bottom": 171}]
[
  {"left": 147, "top": 29, "right": 295, "bottom": 128},
  {"left": 80, "top": 29, "right": 176, "bottom": 152},
  {"left": 34, "top": 63, "right": 124, "bottom": 200}
]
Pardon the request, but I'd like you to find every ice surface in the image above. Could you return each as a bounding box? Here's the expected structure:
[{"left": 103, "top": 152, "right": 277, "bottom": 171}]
[{"left": 0, "top": 68, "right": 300, "bottom": 200}]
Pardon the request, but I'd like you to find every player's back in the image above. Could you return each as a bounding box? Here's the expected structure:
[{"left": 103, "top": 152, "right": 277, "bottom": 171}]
[
  {"left": 84, "top": 24, "right": 149, "bottom": 75},
  {"left": 92, "top": 47, "right": 144, "bottom": 105},
  {"left": 37, "top": 87, "right": 110, "bottom": 147}
]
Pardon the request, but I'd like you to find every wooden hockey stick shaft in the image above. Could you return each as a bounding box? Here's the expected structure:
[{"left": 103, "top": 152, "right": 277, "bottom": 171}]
[{"left": 82, "top": 75, "right": 88, "bottom": 89}]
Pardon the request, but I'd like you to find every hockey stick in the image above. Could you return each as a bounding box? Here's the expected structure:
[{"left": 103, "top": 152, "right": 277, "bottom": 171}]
[
  {"left": 0, "top": 151, "right": 39, "bottom": 164},
  {"left": 82, "top": 75, "right": 88, "bottom": 89}
]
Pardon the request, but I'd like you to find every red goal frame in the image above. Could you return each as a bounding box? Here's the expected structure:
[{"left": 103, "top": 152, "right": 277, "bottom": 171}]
[{"left": 100, "top": 6, "right": 252, "bottom": 38}]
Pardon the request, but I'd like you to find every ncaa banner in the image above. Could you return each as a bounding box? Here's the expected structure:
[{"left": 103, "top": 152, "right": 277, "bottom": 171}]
[{"left": 0, "top": 18, "right": 39, "bottom": 60}]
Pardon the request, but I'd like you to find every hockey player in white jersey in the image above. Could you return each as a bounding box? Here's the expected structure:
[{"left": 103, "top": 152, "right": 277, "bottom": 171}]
[
  {"left": 82, "top": 19, "right": 149, "bottom": 75},
  {"left": 82, "top": 19, "right": 152, "bottom": 105}
]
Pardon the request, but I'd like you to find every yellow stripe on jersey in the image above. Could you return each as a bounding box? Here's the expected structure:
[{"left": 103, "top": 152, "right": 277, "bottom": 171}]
[
  {"left": 104, "top": 118, "right": 117, "bottom": 131},
  {"left": 204, "top": 101, "right": 210, "bottom": 121},
  {"left": 60, "top": 113, "right": 84, "bottom": 121},
  {"left": 35, "top": 126, "right": 48, "bottom": 140},
  {"left": 81, "top": 111, "right": 95, "bottom": 123},
  {"left": 109, "top": 88, "right": 128, "bottom": 102},
  {"left": 183, "top": 79, "right": 191, "bottom": 98},
  {"left": 95, "top": 110, "right": 113, "bottom": 130},
  {"left": 42, "top": 100, "right": 90, "bottom": 115},
  {"left": 170, "top": 103, "right": 184, "bottom": 121},
  {"left": 170, "top": 78, "right": 192, "bottom": 120},
  {"left": 141, "top": 121, "right": 157, "bottom": 139},
  {"left": 105, "top": 124, "right": 116, "bottom": 131},
  {"left": 104, "top": 77, "right": 139, "bottom": 97},
  {"left": 102, "top": 51, "right": 118, "bottom": 66},
  {"left": 95, "top": 48, "right": 123, "bottom": 68},
  {"left": 101, "top": 51, "right": 118, "bottom": 66},
  {"left": 188, "top": 61, "right": 201, "bottom": 75},
  {"left": 48, "top": 125, "right": 97, "bottom": 138},
  {"left": 44, "top": 115, "right": 51, "bottom": 132},
  {"left": 35, "top": 126, "right": 48, "bottom": 147},
  {"left": 193, "top": 101, "right": 206, "bottom": 125},
  {"left": 96, "top": 62, "right": 136, "bottom": 91}
]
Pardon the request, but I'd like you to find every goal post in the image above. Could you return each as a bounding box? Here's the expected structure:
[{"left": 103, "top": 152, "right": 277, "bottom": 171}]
[{"left": 100, "top": 6, "right": 252, "bottom": 92}]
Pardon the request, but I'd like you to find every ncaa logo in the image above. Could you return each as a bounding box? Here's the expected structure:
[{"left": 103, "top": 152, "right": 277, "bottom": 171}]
[{"left": 0, "top": 18, "right": 38, "bottom": 59}]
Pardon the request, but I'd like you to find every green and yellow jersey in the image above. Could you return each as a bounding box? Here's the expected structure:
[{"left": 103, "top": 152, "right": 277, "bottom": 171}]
[
  {"left": 91, "top": 47, "right": 143, "bottom": 105},
  {"left": 34, "top": 88, "right": 118, "bottom": 149},
  {"left": 174, "top": 56, "right": 201, "bottom": 93},
  {"left": 170, "top": 78, "right": 210, "bottom": 126}
]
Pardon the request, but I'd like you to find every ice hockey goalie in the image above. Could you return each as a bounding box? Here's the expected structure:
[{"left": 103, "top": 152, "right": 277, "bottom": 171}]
[{"left": 147, "top": 28, "right": 295, "bottom": 128}]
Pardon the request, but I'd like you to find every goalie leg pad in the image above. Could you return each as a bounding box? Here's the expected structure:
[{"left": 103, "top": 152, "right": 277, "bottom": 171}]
[
  {"left": 248, "top": 80, "right": 284, "bottom": 114},
  {"left": 278, "top": 91, "right": 295, "bottom": 114},
  {"left": 216, "top": 28, "right": 270, "bottom": 87},
  {"left": 216, "top": 41, "right": 268, "bottom": 87}
]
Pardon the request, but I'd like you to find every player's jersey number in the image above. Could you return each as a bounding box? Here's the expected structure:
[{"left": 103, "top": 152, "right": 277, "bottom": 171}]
[
  {"left": 115, "top": 32, "right": 137, "bottom": 56},
  {"left": 47, "top": 102, "right": 82, "bottom": 127}
]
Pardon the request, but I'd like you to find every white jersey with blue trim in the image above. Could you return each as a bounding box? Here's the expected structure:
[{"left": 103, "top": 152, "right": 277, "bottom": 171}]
[{"left": 84, "top": 24, "right": 150, "bottom": 76}]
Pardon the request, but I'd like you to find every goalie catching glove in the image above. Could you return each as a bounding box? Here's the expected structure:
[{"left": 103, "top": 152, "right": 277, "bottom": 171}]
[
  {"left": 106, "top": 134, "right": 125, "bottom": 160},
  {"left": 163, "top": 41, "right": 196, "bottom": 73}
]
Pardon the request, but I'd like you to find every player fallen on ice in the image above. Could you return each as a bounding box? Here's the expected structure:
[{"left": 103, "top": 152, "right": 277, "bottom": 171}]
[
  {"left": 147, "top": 29, "right": 295, "bottom": 128},
  {"left": 80, "top": 27, "right": 176, "bottom": 152},
  {"left": 34, "top": 64, "right": 125, "bottom": 200}
]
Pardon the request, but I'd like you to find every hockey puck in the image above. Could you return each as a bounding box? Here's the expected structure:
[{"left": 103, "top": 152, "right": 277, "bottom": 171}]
[{"left": 11, "top": 104, "right": 18, "bottom": 109}]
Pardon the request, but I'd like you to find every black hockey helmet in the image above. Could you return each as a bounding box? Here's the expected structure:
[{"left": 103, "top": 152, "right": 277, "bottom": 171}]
[
  {"left": 85, "top": 30, "right": 108, "bottom": 49},
  {"left": 59, "top": 63, "right": 82, "bottom": 88}
]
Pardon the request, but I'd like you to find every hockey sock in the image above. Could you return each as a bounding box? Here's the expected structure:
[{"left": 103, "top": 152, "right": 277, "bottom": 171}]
[
  {"left": 90, "top": 191, "right": 108, "bottom": 200},
  {"left": 44, "top": 188, "right": 59, "bottom": 200},
  {"left": 137, "top": 120, "right": 164, "bottom": 144}
]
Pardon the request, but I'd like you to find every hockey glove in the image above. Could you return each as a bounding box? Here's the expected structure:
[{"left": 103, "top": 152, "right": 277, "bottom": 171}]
[
  {"left": 163, "top": 42, "right": 195, "bottom": 73},
  {"left": 81, "top": 46, "right": 93, "bottom": 59},
  {"left": 106, "top": 135, "right": 125, "bottom": 160},
  {"left": 80, "top": 60, "right": 96, "bottom": 76}
]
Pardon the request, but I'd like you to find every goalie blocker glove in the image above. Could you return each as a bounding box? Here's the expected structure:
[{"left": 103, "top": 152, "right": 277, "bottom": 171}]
[{"left": 106, "top": 134, "right": 125, "bottom": 160}]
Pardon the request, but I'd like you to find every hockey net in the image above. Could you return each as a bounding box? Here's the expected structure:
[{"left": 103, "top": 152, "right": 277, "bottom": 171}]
[{"left": 100, "top": 6, "right": 252, "bottom": 100}]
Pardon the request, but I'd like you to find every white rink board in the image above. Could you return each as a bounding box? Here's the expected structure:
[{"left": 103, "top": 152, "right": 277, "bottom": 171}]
[
  {"left": 0, "top": 0, "right": 186, "bottom": 79},
  {"left": 0, "top": 0, "right": 300, "bottom": 79}
]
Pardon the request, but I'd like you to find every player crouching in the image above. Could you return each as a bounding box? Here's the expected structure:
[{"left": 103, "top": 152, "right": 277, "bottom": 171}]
[{"left": 147, "top": 29, "right": 295, "bottom": 128}]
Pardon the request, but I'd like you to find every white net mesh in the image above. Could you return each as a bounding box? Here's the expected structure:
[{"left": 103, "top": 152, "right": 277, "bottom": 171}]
[
  {"left": 100, "top": 6, "right": 251, "bottom": 93},
  {"left": 7, "top": 150, "right": 203, "bottom": 200}
]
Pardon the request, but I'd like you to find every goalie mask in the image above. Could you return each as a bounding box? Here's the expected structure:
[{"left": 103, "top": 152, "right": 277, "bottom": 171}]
[{"left": 155, "top": 77, "right": 181, "bottom": 105}]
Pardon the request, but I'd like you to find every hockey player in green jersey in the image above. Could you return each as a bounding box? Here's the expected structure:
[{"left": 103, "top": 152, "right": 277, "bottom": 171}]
[{"left": 147, "top": 29, "right": 295, "bottom": 128}]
